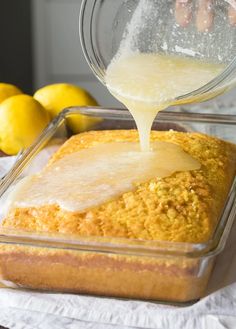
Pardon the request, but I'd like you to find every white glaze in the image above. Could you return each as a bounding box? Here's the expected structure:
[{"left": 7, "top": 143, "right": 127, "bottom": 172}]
[{"left": 7, "top": 142, "right": 200, "bottom": 212}]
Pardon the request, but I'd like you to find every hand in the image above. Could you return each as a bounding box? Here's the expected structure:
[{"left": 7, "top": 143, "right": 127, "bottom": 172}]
[{"left": 175, "top": 0, "right": 236, "bottom": 32}]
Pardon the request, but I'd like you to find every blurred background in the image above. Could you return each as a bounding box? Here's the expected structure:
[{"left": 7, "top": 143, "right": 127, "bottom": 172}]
[
  {"left": 0, "top": 0, "right": 235, "bottom": 111},
  {"left": 0, "top": 0, "right": 121, "bottom": 107}
]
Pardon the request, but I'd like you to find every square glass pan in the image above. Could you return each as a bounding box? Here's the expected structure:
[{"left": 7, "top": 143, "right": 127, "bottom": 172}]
[{"left": 0, "top": 107, "right": 235, "bottom": 303}]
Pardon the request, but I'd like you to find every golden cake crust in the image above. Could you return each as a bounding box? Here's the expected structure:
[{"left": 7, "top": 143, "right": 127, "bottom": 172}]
[{"left": 2, "top": 130, "right": 236, "bottom": 243}]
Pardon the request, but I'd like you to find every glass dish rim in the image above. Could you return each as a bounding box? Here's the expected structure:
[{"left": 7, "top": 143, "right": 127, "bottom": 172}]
[{"left": 0, "top": 106, "right": 236, "bottom": 260}]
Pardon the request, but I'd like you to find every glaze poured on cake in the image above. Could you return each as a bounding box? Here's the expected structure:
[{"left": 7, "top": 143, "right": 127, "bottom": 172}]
[{"left": 6, "top": 141, "right": 200, "bottom": 212}]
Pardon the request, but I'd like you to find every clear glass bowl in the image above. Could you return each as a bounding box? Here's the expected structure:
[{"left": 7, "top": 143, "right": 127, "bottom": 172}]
[
  {"left": 0, "top": 107, "right": 235, "bottom": 303},
  {"left": 80, "top": 0, "right": 236, "bottom": 105}
]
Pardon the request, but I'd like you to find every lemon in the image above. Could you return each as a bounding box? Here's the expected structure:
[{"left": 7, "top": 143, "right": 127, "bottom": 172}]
[
  {"left": 0, "top": 83, "right": 22, "bottom": 103},
  {"left": 0, "top": 94, "right": 50, "bottom": 155},
  {"left": 34, "top": 83, "right": 100, "bottom": 133}
]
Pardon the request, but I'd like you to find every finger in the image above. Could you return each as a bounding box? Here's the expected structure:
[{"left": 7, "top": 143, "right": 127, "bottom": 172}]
[
  {"left": 228, "top": 5, "right": 236, "bottom": 25},
  {"left": 175, "top": 0, "right": 193, "bottom": 27},
  {"left": 196, "top": 0, "right": 214, "bottom": 32}
]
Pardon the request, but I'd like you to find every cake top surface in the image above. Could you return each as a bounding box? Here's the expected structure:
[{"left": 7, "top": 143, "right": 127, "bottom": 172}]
[{"left": 2, "top": 130, "right": 236, "bottom": 243}]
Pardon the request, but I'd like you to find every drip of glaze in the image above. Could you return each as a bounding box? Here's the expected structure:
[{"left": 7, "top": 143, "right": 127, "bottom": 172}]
[{"left": 105, "top": 53, "right": 224, "bottom": 151}]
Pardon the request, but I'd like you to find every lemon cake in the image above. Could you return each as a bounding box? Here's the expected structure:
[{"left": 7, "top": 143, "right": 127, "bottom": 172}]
[
  {"left": 2, "top": 129, "right": 236, "bottom": 243},
  {"left": 0, "top": 130, "right": 235, "bottom": 302}
]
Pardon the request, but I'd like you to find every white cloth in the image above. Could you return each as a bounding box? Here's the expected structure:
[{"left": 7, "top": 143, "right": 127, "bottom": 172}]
[
  {"left": 0, "top": 149, "right": 235, "bottom": 329},
  {"left": 0, "top": 282, "right": 235, "bottom": 329}
]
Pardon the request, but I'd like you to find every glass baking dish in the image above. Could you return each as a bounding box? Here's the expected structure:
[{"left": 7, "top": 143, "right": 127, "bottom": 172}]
[{"left": 0, "top": 107, "right": 235, "bottom": 303}]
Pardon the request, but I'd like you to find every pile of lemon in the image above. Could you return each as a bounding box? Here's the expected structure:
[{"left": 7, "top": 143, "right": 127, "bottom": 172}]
[{"left": 0, "top": 83, "right": 98, "bottom": 155}]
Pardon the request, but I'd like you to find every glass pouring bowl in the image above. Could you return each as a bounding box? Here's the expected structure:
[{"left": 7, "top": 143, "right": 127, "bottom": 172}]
[{"left": 80, "top": 0, "right": 236, "bottom": 106}]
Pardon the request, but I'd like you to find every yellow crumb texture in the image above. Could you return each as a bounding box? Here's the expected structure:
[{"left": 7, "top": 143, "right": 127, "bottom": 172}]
[{"left": 2, "top": 130, "right": 236, "bottom": 243}]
